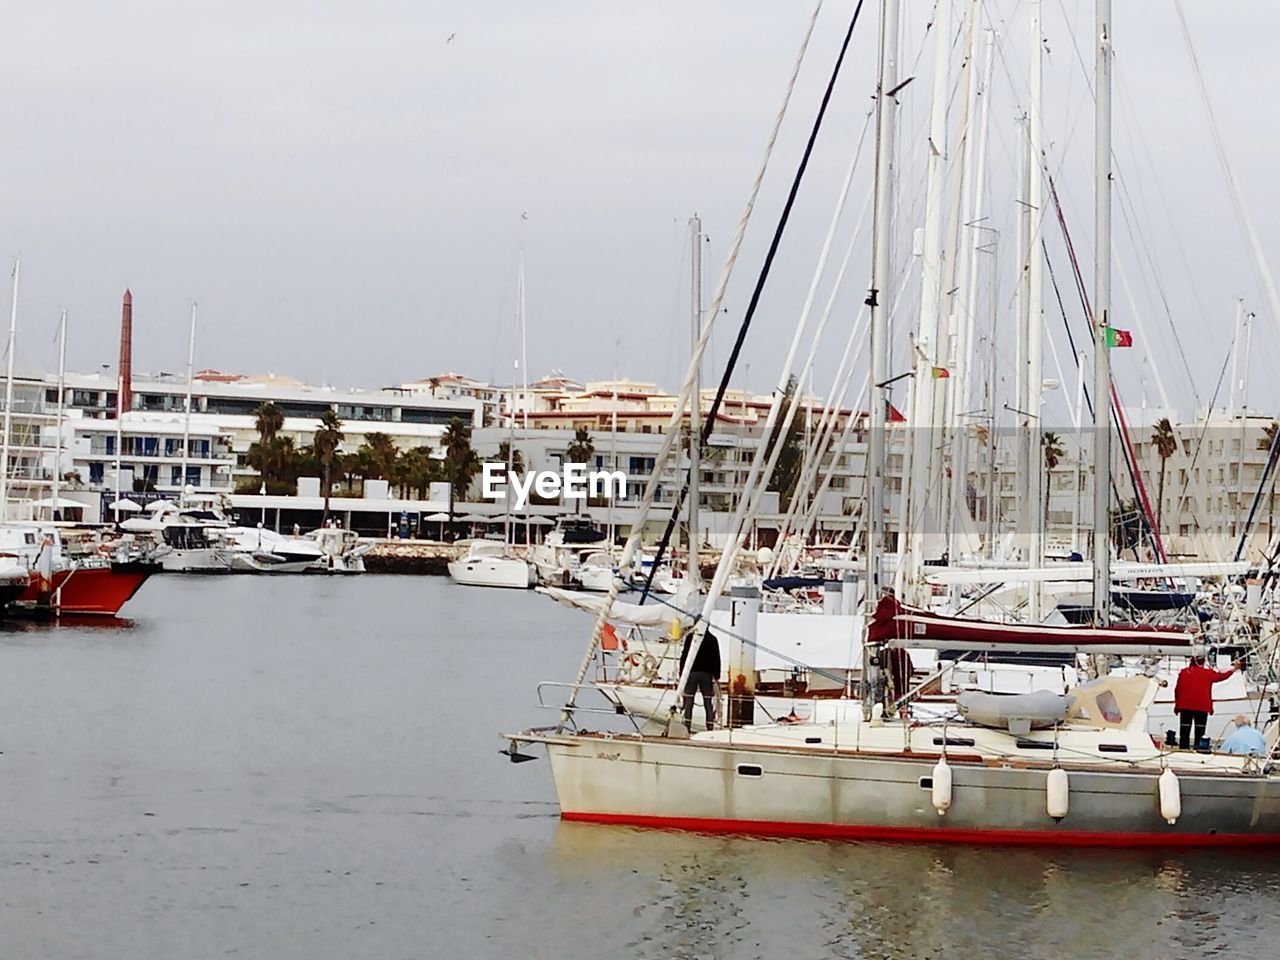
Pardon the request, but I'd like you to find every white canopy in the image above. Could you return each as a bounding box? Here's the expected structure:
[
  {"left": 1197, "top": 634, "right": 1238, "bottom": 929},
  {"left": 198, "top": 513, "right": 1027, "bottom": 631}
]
[
  {"left": 109, "top": 498, "right": 143, "bottom": 512},
  {"left": 538, "top": 586, "right": 694, "bottom": 629},
  {"left": 29, "top": 497, "right": 84, "bottom": 508},
  {"left": 145, "top": 499, "right": 176, "bottom": 513},
  {"left": 423, "top": 512, "right": 451, "bottom": 522}
]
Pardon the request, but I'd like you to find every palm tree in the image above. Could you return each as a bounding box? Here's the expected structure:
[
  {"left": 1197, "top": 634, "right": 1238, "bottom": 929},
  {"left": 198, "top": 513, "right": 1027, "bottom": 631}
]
[
  {"left": 442, "top": 418, "right": 481, "bottom": 534},
  {"left": 254, "top": 402, "right": 285, "bottom": 444},
  {"left": 564, "top": 428, "right": 596, "bottom": 513},
  {"left": 396, "top": 445, "right": 437, "bottom": 500},
  {"left": 359, "top": 431, "right": 399, "bottom": 479},
  {"left": 313, "top": 409, "right": 344, "bottom": 523},
  {"left": 565, "top": 426, "right": 595, "bottom": 465},
  {"left": 1042, "top": 431, "right": 1065, "bottom": 527},
  {"left": 1150, "top": 417, "right": 1178, "bottom": 535},
  {"left": 497, "top": 440, "right": 525, "bottom": 474}
]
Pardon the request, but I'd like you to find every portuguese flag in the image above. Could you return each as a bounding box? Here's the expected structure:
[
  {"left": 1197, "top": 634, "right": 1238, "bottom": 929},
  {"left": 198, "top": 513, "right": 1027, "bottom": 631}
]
[
  {"left": 1103, "top": 327, "right": 1133, "bottom": 348},
  {"left": 931, "top": 366, "right": 950, "bottom": 379}
]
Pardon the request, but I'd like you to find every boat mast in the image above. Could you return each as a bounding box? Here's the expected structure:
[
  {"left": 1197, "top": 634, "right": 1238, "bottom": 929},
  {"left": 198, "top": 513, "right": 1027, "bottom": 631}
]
[
  {"left": 1092, "top": 0, "right": 1113, "bottom": 626},
  {"left": 906, "top": 0, "right": 952, "bottom": 595},
  {"left": 866, "top": 0, "right": 901, "bottom": 604},
  {"left": 51, "top": 309, "right": 67, "bottom": 519},
  {"left": 0, "top": 259, "right": 18, "bottom": 514},
  {"left": 688, "top": 214, "right": 703, "bottom": 584},
  {"left": 518, "top": 249, "right": 529, "bottom": 432},
  {"left": 1026, "top": 0, "right": 1045, "bottom": 618},
  {"left": 181, "top": 301, "right": 197, "bottom": 505}
]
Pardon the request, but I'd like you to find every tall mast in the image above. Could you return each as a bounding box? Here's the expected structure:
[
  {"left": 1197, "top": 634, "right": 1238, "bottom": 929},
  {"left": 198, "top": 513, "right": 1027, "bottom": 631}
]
[
  {"left": 1092, "top": 0, "right": 1113, "bottom": 625},
  {"left": 688, "top": 214, "right": 703, "bottom": 583},
  {"left": 181, "top": 301, "right": 197, "bottom": 504},
  {"left": 115, "top": 290, "right": 133, "bottom": 512},
  {"left": 1026, "top": 0, "right": 1045, "bottom": 618},
  {"left": 906, "top": 0, "right": 953, "bottom": 592},
  {"left": 518, "top": 249, "right": 529, "bottom": 432},
  {"left": 866, "top": 0, "right": 901, "bottom": 602},
  {"left": 51, "top": 310, "right": 68, "bottom": 518},
  {"left": 0, "top": 260, "right": 18, "bottom": 513}
]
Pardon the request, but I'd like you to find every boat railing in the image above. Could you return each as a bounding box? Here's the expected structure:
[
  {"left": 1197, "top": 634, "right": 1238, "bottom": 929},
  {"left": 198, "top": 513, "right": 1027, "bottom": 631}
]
[{"left": 534, "top": 680, "right": 647, "bottom": 733}]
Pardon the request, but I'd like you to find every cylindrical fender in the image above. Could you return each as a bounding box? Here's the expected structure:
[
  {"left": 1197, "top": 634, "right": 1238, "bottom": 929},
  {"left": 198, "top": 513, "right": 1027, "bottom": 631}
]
[
  {"left": 931, "top": 758, "right": 952, "bottom": 816},
  {"left": 1046, "top": 766, "right": 1069, "bottom": 820},
  {"left": 1159, "top": 768, "right": 1181, "bottom": 825}
]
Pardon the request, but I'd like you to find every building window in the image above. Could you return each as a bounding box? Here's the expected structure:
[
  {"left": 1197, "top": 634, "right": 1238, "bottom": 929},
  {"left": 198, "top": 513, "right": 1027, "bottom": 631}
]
[
  {"left": 89, "top": 463, "right": 104, "bottom": 484},
  {"left": 105, "top": 435, "right": 116, "bottom": 455},
  {"left": 171, "top": 466, "right": 183, "bottom": 487}
]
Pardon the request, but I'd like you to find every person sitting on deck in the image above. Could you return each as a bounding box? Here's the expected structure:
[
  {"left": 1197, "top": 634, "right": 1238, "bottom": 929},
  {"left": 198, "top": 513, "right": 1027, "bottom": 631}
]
[
  {"left": 1174, "top": 654, "right": 1242, "bottom": 750},
  {"left": 679, "top": 628, "right": 721, "bottom": 731},
  {"left": 1220, "top": 715, "right": 1268, "bottom": 756}
]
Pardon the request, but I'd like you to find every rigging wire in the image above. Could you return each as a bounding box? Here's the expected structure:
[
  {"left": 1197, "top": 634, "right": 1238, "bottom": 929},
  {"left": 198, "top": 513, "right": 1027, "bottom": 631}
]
[{"left": 640, "top": 0, "right": 869, "bottom": 601}]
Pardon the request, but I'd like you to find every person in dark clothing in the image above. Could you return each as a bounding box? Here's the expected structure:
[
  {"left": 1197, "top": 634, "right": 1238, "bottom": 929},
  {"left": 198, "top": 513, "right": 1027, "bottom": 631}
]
[
  {"left": 1174, "top": 654, "right": 1242, "bottom": 750},
  {"left": 882, "top": 645, "right": 914, "bottom": 717},
  {"left": 679, "top": 629, "right": 721, "bottom": 730}
]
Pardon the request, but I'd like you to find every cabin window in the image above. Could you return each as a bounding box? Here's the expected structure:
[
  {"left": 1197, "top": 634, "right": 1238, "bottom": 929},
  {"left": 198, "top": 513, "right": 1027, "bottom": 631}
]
[
  {"left": 1095, "top": 690, "right": 1123, "bottom": 724},
  {"left": 1097, "top": 743, "right": 1128, "bottom": 754},
  {"left": 918, "top": 777, "right": 933, "bottom": 790},
  {"left": 736, "top": 764, "right": 763, "bottom": 778}
]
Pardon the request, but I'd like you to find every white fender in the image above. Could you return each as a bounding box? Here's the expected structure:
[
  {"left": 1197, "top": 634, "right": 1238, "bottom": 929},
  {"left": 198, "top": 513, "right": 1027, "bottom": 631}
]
[
  {"left": 1046, "top": 766, "right": 1069, "bottom": 820},
  {"left": 931, "top": 757, "right": 952, "bottom": 816},
  {"left": 1159, "top": 768, "right": 1181, "bottom": 825}
]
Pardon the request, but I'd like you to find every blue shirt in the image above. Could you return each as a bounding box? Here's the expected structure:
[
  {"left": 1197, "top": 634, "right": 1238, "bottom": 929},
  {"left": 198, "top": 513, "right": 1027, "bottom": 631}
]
[{"left": 1221, "top": 726, "right": 1268, "bottom": 756}]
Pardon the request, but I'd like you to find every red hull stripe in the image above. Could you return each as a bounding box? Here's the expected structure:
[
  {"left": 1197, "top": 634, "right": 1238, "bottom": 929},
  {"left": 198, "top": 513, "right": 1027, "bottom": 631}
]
[{"left": 560, "top": 812, "right": 1280, "bottom": 848}]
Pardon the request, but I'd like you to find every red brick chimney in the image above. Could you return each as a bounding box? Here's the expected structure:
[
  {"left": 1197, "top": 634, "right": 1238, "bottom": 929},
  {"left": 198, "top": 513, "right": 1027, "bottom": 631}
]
[{"left": 118, "top": 289, "right": 133, "bottom": 416}]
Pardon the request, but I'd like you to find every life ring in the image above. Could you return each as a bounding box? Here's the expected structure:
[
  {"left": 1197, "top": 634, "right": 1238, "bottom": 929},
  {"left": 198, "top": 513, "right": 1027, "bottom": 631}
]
[{"left": 618, "top": 652, "right": 660, "bottom": 682}]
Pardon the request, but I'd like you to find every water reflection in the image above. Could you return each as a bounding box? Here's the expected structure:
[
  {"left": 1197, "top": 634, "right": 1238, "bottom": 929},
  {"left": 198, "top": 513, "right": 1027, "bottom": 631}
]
[{"left": 543, "top": 822, "right": 1280, "bottom": 960}]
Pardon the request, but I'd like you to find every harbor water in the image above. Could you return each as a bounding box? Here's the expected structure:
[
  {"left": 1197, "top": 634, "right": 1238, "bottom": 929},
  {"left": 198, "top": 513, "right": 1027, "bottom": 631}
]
[{"left": 3, "top": 576, "right": 1279, "bottom": 959}]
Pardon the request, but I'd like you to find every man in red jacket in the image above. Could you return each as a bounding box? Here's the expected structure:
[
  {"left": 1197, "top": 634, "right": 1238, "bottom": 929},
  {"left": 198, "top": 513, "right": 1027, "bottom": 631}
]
[{"left": 1174, "top": 654, "right": 1243, "bottom": 750}]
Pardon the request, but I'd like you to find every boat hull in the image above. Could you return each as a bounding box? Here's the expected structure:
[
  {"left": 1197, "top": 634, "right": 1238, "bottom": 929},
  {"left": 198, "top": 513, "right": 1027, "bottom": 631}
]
[
  {"left": 158, "top": 548, "right": 228, "bottom": 573},
  {"left": 534, "top": 734, "right": 1280, "bottom": 846},
  {"left": 448, "top": 558, "right": 534, "bottom": 589},
  {"left": 17, "top": 563, "right": 153, "bottom": 616}
]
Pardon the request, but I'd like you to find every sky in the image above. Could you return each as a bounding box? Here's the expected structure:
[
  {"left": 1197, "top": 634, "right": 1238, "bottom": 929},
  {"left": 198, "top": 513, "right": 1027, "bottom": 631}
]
[{"left": 2, "top": 1, "right": 1279, "bottom": 419}]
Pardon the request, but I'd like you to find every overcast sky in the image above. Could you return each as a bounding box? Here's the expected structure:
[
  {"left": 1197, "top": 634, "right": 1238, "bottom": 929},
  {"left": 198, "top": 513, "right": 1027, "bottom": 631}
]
[{"left": 3, "top": 1, "right": 1278, "bottom": 419}]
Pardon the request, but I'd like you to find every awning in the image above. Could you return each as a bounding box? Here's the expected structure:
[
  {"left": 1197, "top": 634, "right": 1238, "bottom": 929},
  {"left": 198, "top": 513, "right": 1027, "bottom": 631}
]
[{"left": 29, "top": 497, "right": 85, "bottom": 508}]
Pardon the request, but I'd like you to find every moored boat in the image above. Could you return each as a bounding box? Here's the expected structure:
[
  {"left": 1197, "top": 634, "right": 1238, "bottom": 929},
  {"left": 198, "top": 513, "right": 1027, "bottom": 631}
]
[{"left": 448, "top": 539, "right": 535, "bottom": 589}]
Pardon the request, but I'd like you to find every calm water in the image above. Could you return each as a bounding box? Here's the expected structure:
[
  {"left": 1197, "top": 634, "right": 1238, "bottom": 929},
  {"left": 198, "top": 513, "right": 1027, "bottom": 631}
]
[{"left": 3, "top": 576, "right": 1279, "bottom": 959}]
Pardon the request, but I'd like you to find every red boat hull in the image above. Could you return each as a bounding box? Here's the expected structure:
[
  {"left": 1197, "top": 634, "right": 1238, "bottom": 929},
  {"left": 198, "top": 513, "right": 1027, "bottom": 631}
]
[{"left": 18, "top": 563, "right": 153, "bottom": 616}]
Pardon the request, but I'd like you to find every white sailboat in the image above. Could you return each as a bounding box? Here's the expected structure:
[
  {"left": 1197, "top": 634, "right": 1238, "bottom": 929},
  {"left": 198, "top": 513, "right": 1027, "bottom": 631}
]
[
  {"left": 449, "top": 245, "right": 536, "bottom": 589},
  {"left": 506, "top": 0, "right": 1280, "bottom": 846},
  {"left": 448, "top": 538, "right": 535, "bottom": 589}
]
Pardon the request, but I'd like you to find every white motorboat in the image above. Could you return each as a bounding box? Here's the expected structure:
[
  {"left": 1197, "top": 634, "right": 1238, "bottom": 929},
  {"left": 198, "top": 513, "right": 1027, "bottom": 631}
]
[
  {"left": 307, "top": 527, "right": 370, "bottom": 574},
  {"left": 575, "top": 551, "right": 618, "bottom": 592},
  {"left": 121, "top": 502, "right": 230, "bottom": 572},
  {"left": 215, "top": 526, "right": 326, "bottom": 574},
  {"left": 448, "top": 539, "right": 535, "bottom": 589}
]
